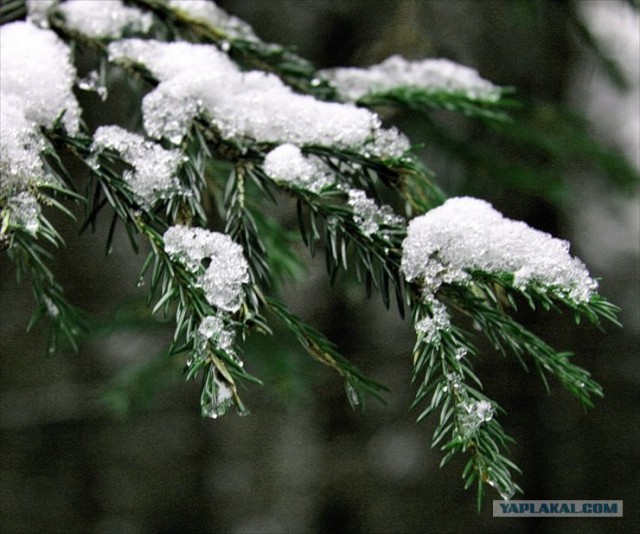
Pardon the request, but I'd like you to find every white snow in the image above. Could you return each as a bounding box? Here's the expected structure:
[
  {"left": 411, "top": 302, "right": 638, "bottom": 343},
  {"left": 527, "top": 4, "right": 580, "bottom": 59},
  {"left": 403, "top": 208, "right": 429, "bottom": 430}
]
[
  {"left": 263, "top": 144, "right": 334, "bottom": 192},
  {"left": 414, "top": 297, "right": 451, "bottom": 343},
  {"left": 91, "top": 126, "right": 184, "bottom": 207},
  {"left": 0, "top": 95, "right": 49, "bottom": 196},
  {"left": 4, "top": 192, "right": 41, "bottom": 236},
  {"left": 322, "top": 55, "right": 501, "bottom": 103},
  {"left": 26, "top": 0, "right": 58, "bottom": 26},
  {"left": 197, "top": 315, "right": 236, "bottom": 354},
  {"left": 401, "top": 197, "right": 597, "bottom": 303},
  {"left": 0, "top": 22, "right": 80, "bottom": 234},
  {"left": 458, "top": 399, "right": 494, "bottom": 438},
  {"left": 347, "top": 189, "right": 403, "bottom": 237},
  {"left": 58, "top": 0, "right": 152, "bottom": 39},
  {"left": 166, "top": 0, "right": 257, "bottom": 41},
  {"left": 108, "top": 39, "right": 239, "bottom": 82},
  {"left": 0, "top": 22, "right": 80, "bottom": 135},
  {"left": 163, "top": 225, "right": 249, "bottom": 312},
  {"left": 107, "top": 39, "right": 409, "bottom": 157}
]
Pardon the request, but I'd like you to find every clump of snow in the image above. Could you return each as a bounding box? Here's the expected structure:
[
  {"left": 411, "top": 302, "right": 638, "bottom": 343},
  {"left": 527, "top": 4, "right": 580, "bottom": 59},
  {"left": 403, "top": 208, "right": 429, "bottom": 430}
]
[
  {"left": 415, "top": 297, "right": 451, "bottom": 343},
  {"left": 108, "top": 39, "right": 238, "bottom": 82},
  {"left": 347, "top": 189, "right": 403, "bottom": 237},
  {"left": 322, "top": 55, "right": 501, "bottom": 103},
  {"left": 1, "top": 22, "right": 80, "bottom": 234},
  {"left": 197, "top": 315, "right": 236, "bottom": 355},
  {"left": 401, "top": 197, "right": 597, "bottom": 303},
  {"left": 368, "top": 127, "right": 411, "bottom": 160},
  {"left": 26, "top": 0, "right": 58, "bottom": 26},
  {"left": 193, "top": 314, "right": 242, "bottom": 419},
  {"left": 263, "top": 144, "right": 334, "bottom": 192},
  {"left": 0, "top": 22, "right": 80, "bottom": 135},
  {"left": 3, "top": 192, "right": 41, "bottom": 236},
  {"left": 458, "top": 399, "right": 494, "bottom": 439},
  {"left": 91, "top": 126, "right": 184, "bottom": 207},
  {"left": 0, "top": 95, "right": 49, "bottom": 196},
  {"left": 107, "top": 39, "right": 409, "bottom": 157},
  {"left": 166, "top": 0, "right": 257, "bottom": 41},
  {"left": 58, "top": 0, "right": 152, "bottom": 39},
  {"left": 163, "top": 225, "right": 249, "bottom": 313}
]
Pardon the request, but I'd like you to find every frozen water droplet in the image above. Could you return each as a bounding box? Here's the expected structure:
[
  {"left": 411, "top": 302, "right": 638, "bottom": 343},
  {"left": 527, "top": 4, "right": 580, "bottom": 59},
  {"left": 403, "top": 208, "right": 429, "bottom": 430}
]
[
  {"left": 487, "top": 478, "right": 516, "bottom": 501},
  {"left": 454, "top": 347, "right": 468, "bottom": 361},
  {"left": 97, "top": 85, "right": 108, "bottom": 101},
  {"left": 221, "top": 40, "right": 231, "bottom": 52},
  {"left": 345, "top": 382, "right": 360, "bottom": 408},
  {"left": 78, "top": 71, "right": 108, "bottom": 101}
]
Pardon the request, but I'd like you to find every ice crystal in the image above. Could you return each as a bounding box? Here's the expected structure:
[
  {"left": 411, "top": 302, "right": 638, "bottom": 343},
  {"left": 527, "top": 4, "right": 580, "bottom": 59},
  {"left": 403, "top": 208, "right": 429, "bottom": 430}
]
[
  {"left": 263, "top": 144, "right": 334, "bottom": 192},
  {"left": 163, "top": 225, "right": 249, "bottom": 313},
  {"left": 323, "top": 55, "right": 502, "bottom": 103},
  {"left": 202, "top": 369, "right": 235, "bottom": 419},
  {"left": 197, "top": 315, "right": 236, "bottom": 354},
  {"left": 458, "top": 399, "right": 495, "bottom": 439},
  {"left": 4, "top": 192, "right": 41, "bottom": 236},
  {"left": 58, "top": 0, "right": 152, "bottom": 39},
  {"left": 107, "top": 39, "right": 408, "bottom": 155},
  {"left": 454, "top": 347, "right": 468, "bottom": 361},
  {"left": 192, "top": 314, "right": 239, "bottom": 368},
  {"left": 445, "top": 371, "right": 463, "bottom": 393},
  {"left": 77, "top": 70, "right": 108, "bottom": 101},
  {"left": 92, "top": 126, "right": 183, "bottom": 207},
  {"left": 347, "top": 189, "right": 403, "bottom": 238},
  {"left": 367, "top": 127, "right": 411, "bottom": 160},
  {"left": 166, "top": 0, "right": 257, "bottom": 41},
  {"left": 43, "top": 295, "right": 60, "bottom": 318},
  {"left": 414, "top": 297, "right": 451, "bottom": 344},
  {"left": 401, "top": 197, "right": 598, "bottom": 303}
]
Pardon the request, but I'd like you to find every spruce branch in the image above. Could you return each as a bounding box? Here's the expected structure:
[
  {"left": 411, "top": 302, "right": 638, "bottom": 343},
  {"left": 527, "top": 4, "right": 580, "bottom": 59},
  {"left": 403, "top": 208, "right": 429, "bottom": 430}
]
[
  {"left": 410, "top": 302, "right": 522, "bottom": 508},
  {"left": 1, "top": 0, "right": 630, "bottom": 511},
  {"left": 251, "top": 164, "right": 410, "bottom": 314},
  {"left": 129, "top": 0, "right": 337, "bottom": 99},
  {"left": 1, "top": 133, "right": 89, "bottom": 353},
  {"left": 266, "top": 296, "right": 387, "bottom": 410},
  {"left": 5, "top": 230, "right": 89, "bottom": 354},
  {"left": 0, "top": 0, "right": 25, "bottom": 24},
  {"left": 441, "top": 282, "right": 604, "bottom": 407},
  {"left": 43, "top": 126, "right": 261, "bottom": 417},
  {"left": 358, "top": 87, "right": 516, "bottom": 124}
]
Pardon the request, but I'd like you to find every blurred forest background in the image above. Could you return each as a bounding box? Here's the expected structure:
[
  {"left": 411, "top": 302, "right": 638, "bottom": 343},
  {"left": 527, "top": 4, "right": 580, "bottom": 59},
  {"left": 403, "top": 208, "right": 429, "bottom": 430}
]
[{"left": 1, "top": 0, "right": 638, "bottom": 532}]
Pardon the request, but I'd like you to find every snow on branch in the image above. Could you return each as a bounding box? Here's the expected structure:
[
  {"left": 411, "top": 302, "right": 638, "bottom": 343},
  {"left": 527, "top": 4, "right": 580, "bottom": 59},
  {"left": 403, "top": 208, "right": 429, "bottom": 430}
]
[
  {"left": 401, "top": 197, "right": 598, "bottom": 304},
  {"left": 322, "top": 55, "right": 502, "bottom": 103}
]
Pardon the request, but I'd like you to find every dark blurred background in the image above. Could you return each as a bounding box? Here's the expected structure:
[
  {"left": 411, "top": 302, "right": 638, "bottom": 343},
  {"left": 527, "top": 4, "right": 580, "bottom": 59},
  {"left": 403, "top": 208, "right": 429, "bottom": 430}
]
[{"left": 1, "top": 1, "right": 638, "bottom": 532}]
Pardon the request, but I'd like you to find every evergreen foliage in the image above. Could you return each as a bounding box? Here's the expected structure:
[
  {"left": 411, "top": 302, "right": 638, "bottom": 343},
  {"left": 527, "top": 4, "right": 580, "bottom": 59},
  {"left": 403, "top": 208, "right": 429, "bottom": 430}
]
[{"left": 0, "top": 0, "right": 636, "bottom": 508}]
